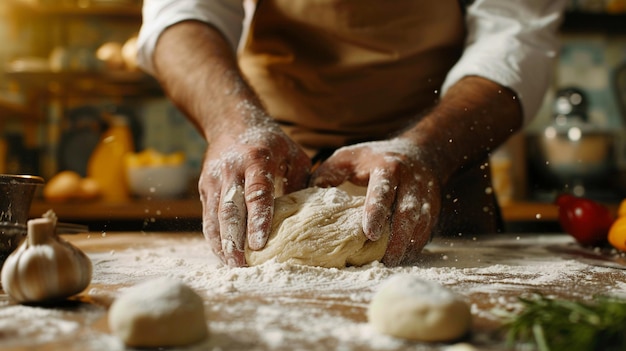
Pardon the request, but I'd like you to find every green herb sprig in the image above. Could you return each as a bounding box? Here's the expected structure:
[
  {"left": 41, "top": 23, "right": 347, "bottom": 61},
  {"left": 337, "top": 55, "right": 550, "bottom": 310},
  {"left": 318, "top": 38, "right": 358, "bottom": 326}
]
[{"left": 504, "top": 294, "right": 626, "bottom": 351}]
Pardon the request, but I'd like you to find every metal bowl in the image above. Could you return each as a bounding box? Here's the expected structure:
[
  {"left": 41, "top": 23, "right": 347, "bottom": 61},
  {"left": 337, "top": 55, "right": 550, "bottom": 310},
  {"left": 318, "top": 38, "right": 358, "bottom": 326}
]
[
  {"left": 527, "top": 124, "right": 615, "bottom": 191},
  {"left": 0, "top": 174, "right": 44, "bottom": 267}
]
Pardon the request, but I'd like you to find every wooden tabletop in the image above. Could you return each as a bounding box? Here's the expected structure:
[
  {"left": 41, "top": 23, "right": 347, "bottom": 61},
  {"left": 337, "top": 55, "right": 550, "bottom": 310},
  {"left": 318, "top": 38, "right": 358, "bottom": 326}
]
[{"left": 1, "top": 232, "right": 626, "bottom": 350}]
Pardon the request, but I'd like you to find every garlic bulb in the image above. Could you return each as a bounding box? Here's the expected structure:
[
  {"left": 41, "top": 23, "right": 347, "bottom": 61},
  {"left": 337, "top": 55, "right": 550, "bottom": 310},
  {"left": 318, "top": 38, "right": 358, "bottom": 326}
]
[{"left": 0, "top": 217, "right": 92, "bottom": 303}]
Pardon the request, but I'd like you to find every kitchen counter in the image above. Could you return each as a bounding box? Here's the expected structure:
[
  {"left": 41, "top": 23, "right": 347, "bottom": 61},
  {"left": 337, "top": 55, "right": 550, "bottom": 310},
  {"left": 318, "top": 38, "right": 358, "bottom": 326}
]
[{"left": 1, "top": 232, "right": 626, "bottom": 350}]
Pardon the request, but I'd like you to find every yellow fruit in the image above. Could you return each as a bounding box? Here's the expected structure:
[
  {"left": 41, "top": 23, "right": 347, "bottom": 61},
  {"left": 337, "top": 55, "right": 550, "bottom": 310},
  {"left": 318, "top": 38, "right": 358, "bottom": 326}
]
[
  {"left": 165, "top": 152, "right": 185, "bottom": 165},
  {"left": 125, "top": 149, "right": 186, "bottom": 168},
  {"left": 43, "top": 171, "right": 82, "bottom": 202},
  {"left": 78, "top": 177, "right": 101, "bottom": 200},
  {"left": 608, "top": 216, "right": 626, "bottom": 252}
]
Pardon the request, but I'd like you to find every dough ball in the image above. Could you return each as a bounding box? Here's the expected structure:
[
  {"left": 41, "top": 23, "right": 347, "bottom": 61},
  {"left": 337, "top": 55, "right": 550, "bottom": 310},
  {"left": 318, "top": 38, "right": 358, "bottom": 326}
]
[
  {"left": 367, "top": 274, "right": 471, "bottom": 342},
  {"left": 245, "top": 184, "right": 390, "bottom": 268},
  {"left": 108, "top": 278, "right": 208, "bottom": 347}
]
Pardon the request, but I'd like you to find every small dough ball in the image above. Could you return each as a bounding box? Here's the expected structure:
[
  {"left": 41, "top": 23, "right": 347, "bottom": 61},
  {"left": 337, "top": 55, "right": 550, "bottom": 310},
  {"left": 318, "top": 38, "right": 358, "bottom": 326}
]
[
  {"left": 108, "top": 278, "right": 208, "bottom": 348},
  {"left": 368, "top": 274, "right": 471, "bottom": 342}
]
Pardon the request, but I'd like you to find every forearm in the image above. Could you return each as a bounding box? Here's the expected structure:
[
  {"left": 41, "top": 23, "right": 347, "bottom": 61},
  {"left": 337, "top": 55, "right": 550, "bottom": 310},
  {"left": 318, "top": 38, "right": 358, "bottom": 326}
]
[
  {"left": 401, "top": 76, "right": 523, "bottom": 184},
  {"left": 153, "top": 21, "right": 265, "bottom": 142},
  {"left": 442, "top": 0, "right": 565, "bottom": 123}
]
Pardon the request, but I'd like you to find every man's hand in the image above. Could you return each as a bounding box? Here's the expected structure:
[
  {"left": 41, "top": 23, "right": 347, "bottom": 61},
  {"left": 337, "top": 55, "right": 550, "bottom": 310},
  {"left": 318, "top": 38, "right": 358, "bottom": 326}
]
[
  {"left": 200, "top": 121, "right": 310, "bottom": 266},
  {"left": 311, "top": 138, "right": 441, "bottom": 266},
  {"left": 151, "top": 18, "right": 523, "bottom": 268},
  {"left": 152, "top": 21, "right": 311, "bottom": 266},
  {"left": 311, "top": 77, "right": 523, "bottom": 266}
]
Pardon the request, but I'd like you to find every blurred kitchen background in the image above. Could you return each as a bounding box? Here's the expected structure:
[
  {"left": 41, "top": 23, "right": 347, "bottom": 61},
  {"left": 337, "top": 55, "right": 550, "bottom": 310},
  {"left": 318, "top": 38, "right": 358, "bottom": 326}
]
[{"left": 0, "top": 0, "right": 625, "bottom": 232}]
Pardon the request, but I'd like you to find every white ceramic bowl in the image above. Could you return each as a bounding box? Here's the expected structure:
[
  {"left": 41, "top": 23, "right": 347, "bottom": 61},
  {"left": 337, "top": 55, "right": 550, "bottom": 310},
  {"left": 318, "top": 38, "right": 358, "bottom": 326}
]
[{"left": 126, "top": 165, "right": 189, "bottom": 199}]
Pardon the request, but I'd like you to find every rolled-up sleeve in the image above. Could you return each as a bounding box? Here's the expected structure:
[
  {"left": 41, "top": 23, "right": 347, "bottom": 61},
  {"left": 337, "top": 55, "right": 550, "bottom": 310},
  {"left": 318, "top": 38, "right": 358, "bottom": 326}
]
[
  {"left": 137, "top": 0, "right": 245, "bottom": 76},
  {"left": 441, "top": 0, "right": 567, "bottom": 123}
]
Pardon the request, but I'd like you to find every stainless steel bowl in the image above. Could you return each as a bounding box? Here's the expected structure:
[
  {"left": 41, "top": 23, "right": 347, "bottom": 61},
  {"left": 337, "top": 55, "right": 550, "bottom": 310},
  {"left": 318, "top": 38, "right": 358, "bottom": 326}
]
[{"left": 527, "top": 124, "right": 615, "bottom": 192}]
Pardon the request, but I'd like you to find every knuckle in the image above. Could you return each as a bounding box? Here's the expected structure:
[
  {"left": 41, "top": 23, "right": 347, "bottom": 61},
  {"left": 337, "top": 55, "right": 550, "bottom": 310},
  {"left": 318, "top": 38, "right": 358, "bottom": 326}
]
[
  {"left": 245, "top": 179, "right": 273, "bottom": 202},
  {"left": 219, "top": 201, "right": 242, "bottom": 224},
  {"left": 198, "top": 174, "right": 220, "bottom": 199},
  {"left": 244, "top": 146, "right": 273, "bottom": 164}
]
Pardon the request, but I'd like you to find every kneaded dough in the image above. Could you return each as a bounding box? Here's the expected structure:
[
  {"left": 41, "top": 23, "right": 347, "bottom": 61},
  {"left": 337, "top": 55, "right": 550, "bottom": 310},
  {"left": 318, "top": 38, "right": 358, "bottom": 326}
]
[
  {"left": 245, "top": 183, "right": 390, "bottom": 268},
  {"left": 367, "top": 274, "right": 472, "bottom": 342},
  {"left": 108, "top": 278, "right": 208, "bottom": 347}
]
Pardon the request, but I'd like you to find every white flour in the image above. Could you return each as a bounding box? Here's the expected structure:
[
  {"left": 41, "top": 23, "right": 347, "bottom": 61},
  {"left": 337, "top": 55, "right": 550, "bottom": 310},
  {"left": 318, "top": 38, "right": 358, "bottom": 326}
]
[
  {"left": 2, "top": 233, "right": 626, "bottom": 351},
  {"left": 0, "top": 303, "right": 81, "bottom": 346}
]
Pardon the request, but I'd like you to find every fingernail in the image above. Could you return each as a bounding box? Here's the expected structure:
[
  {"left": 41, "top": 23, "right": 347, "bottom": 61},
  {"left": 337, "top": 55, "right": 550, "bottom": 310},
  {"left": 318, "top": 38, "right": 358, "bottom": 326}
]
[
  {"left": 248, "top": 230, "right": 268, "bottom": 250},
  {"left": 364, "top": 223, "right": 382, "bottom": 241}
]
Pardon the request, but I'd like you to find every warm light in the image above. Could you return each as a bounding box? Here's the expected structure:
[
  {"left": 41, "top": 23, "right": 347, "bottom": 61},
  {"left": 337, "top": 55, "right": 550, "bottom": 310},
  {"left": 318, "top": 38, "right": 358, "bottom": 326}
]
[
  {"left": 567, "top": 127, "right": 582, "bottom": 141},
  {"left": 544, "top": 126, "right": 557, "bottom": 139}
]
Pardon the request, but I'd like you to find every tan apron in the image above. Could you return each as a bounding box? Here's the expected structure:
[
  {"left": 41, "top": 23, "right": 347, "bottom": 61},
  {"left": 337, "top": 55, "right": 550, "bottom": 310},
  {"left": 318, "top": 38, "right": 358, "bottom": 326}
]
[{"left": 238, "top": 0, "right": 503, "bottom": 235}]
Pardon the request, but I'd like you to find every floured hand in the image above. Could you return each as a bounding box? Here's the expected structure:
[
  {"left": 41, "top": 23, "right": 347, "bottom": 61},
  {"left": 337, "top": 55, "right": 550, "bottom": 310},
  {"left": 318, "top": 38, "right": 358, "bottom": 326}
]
[
  {"left": 311, "top": 138, "right": 441, "bottom": 266},
  {"left": 199, "top": 106, "right": 310, "bottom": 267}
]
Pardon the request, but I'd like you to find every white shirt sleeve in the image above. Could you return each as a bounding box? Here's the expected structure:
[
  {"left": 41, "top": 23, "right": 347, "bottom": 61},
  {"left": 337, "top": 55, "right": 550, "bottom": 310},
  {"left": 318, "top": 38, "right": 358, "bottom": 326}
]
[
  {"left": 137, "top": 0, "right": 245, "bottom": 76},
  {"left": 441, "top": 0, "right": 568, "bottom": 123}
]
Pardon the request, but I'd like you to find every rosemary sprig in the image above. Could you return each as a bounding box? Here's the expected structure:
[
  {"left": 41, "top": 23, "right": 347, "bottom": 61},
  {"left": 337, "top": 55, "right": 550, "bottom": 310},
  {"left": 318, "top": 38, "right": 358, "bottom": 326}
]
[{"left": 503, "top": 294, "right": 626, "bottom": 351}]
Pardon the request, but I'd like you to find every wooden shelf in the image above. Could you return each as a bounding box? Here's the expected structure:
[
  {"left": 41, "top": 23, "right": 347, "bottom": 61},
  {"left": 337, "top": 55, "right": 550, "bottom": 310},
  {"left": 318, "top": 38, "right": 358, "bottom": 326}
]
[
  {"left": 501, "top": 201, "right": 559, "bottom": 222},
  {"left": 30, "top": 198, "right": 603, "bottom": 224},
  {"left": 31, "top": 198, "right": 620, "bottom": 233},
  {"left": 5, "top": 70, "right": 162, "bottom": 97},
  {"left": 30, "top": 197, "right": 202, "bottom": 221},
  {"left": 501, "top": 200, "right": 619, "bottom": 223},
  {"left": 7, "top": 0, "right": 142, "bottom": 17},
  {"left": 0, "top": 97, "right": 35, "bottom": 120}
]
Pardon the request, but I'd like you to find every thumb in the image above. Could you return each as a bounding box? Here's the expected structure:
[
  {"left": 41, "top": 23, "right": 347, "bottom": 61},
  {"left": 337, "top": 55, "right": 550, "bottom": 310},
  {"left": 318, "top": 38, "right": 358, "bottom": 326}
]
[{"left": 309, "top": 158, "right": 349, "bottom": 188}]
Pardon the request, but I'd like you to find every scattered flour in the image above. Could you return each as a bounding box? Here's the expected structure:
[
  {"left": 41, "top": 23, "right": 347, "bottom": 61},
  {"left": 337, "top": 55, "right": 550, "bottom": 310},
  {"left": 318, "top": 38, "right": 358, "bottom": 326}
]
[
  {"left": 0, "top": 303, "right": 80, "bottom": 345},
  {"left": 2, "top": 233, "right": 626, "bottom": 351}
]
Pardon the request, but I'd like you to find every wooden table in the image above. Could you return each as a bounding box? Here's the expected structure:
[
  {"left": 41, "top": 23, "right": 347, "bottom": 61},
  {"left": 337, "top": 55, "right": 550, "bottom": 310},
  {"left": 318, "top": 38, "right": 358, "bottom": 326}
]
[{"left": 1, "top": 232, "right": 626, "bottom": 350}]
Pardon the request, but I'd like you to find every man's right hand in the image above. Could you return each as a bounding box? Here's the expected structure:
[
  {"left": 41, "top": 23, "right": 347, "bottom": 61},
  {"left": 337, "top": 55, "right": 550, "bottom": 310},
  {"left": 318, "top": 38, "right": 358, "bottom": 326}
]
[
  {"left": 199, "top": 119, "right": 310, "bottom": 267},
  {"left": 152, "top": 21, "right": 310, "bottom": 266}
]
